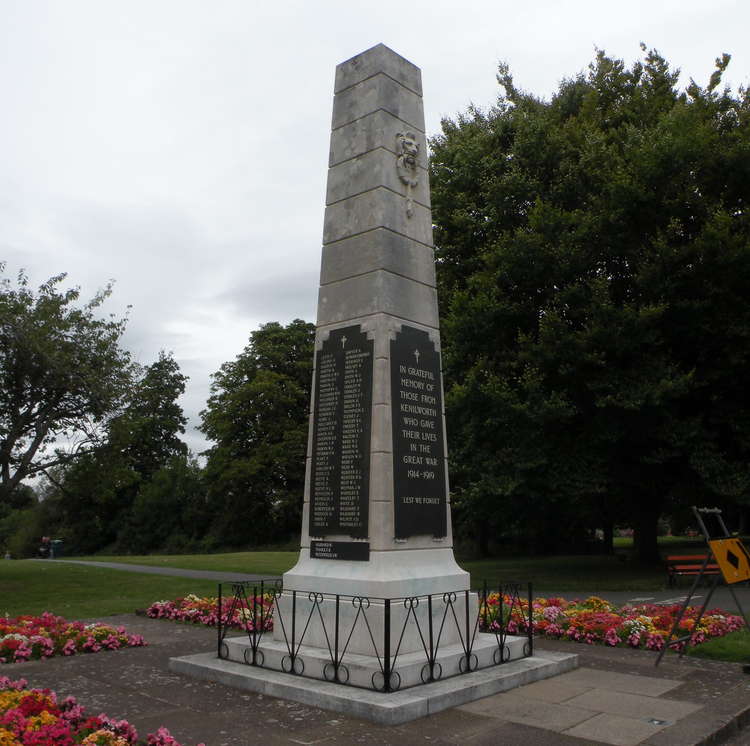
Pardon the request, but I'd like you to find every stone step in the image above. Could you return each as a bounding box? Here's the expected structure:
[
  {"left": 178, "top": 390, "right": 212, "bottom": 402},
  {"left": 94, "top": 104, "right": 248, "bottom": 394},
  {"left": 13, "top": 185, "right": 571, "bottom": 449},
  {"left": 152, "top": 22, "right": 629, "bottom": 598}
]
[
  {"left": 170, "top": 647, "right": 578, "bottom": 725},
  {"left": 221, "top": 631, "right": 528, "bottom": 690}
]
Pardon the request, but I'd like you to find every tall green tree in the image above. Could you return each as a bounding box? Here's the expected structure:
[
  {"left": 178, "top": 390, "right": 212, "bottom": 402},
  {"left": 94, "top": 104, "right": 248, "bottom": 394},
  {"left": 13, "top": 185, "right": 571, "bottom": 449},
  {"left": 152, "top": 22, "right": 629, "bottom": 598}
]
[
  {"left": 0, "top": 267, "right": 135, "bottom": 502},
  {"left": 51, "top": 351, "right": 190, "bottom": 553},
  {"left": 430, "top": 48, "right": 750, "bottom": 560},
  {"left": 126, "top": 454, "right": 208, "bottom": 554},
  {"left": 200, "top": 319, "right": 314, "bottom": 547}
]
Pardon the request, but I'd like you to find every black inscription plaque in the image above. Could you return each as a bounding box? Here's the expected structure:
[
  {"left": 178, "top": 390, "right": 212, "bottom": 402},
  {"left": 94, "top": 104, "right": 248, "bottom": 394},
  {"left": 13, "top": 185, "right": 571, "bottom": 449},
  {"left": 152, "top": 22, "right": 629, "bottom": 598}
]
[
  {"left": 311, "top": 540, "right": 370, "bottom": 561},
  {"left": 391, "top": 325, "right": 447, "bottom": 538},
  {"left": 309, "top": 325, "right": 373, "bottom": 540}
]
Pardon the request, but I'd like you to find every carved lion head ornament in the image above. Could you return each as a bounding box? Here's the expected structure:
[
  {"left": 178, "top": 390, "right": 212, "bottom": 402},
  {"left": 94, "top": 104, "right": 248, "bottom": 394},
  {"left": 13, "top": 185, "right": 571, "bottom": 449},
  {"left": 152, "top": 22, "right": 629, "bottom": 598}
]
[{"left": 395, "top": 131, "right": 419, "bottom": 216}]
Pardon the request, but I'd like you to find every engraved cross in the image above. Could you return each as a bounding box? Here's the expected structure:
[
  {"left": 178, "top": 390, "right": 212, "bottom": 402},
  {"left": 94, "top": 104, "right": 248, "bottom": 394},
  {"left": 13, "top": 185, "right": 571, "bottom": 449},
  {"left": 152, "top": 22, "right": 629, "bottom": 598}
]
[
  {"left": 413, "top": 349, "right": 420, "bottom": 364},
  {"left": 341, "top": 335, "right": 347, "bottom": 348}
]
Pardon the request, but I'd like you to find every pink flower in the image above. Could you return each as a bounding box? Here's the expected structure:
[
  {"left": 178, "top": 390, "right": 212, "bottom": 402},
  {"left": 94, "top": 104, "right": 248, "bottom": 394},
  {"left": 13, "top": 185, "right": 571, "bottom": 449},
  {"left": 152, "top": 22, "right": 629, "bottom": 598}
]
[{"left": 604, "top": 628, "right": 620, "bottom": 646}]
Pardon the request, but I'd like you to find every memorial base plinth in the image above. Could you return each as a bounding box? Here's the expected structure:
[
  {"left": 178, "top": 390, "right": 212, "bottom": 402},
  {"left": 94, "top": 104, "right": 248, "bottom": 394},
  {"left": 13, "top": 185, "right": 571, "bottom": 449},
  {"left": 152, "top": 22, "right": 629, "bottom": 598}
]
[
  {"left": 271, "top": 589, "right": 478, "bottom": 656},
  {"left": 283, "top": 547, "right": 469, "bottom": 598},
  {"left": 169, "top": 644, "right": 578, "bottom": 725}
]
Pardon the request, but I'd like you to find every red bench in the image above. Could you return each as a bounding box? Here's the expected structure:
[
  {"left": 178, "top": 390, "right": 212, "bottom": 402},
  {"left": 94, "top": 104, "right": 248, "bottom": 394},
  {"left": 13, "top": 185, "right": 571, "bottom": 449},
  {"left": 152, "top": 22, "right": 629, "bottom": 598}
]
[{"left": 666, "top": 554, "right": 721, "bottom": 587}]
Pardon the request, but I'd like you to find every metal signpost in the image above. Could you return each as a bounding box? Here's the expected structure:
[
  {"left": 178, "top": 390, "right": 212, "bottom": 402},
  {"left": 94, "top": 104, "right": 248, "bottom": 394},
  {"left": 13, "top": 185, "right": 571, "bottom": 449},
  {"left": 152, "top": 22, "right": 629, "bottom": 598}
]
[{"left": 656, "top": 506, "right": 750, "bottom": 666}]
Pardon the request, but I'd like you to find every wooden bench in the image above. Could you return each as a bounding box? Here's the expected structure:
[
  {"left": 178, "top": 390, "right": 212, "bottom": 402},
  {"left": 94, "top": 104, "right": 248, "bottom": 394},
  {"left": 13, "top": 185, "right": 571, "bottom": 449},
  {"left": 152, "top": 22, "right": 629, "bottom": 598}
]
[{"left": 666, "top": 554, "right": 721, "bottom": 587}]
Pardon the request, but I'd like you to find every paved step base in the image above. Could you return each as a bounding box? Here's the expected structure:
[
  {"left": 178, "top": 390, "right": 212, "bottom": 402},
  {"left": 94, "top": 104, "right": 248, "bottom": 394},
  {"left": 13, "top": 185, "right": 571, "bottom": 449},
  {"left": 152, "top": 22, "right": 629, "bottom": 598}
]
[
  {"left": 221, "top": 632, "right": 528, "bottom": 689},
  {"left": 169, "top": 648, "right": 578, "bottom": 725}
]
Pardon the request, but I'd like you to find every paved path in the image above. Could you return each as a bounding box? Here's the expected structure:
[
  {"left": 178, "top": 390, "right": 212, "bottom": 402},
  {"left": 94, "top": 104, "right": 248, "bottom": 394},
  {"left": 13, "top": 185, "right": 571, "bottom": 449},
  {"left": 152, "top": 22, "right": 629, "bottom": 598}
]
[
  {"left": 8, "top": 613, "right": 750, "bottom": 746},
  {"left": 39, "top": 558, "right": 277, "bottom": 583},
  {"left": 40, "top": 559, "right": 750, "bottom": 617}
]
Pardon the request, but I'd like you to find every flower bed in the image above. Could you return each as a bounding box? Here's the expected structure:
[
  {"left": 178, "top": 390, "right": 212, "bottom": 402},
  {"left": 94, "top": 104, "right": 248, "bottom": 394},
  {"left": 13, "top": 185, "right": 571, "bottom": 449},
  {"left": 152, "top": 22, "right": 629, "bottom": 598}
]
[
  {"left": 480, "top": 594, "right": 745, "bottom": 651},
  {"left": 1, "top": 613, "right": 146, "bottom": 664},
  {"left": 148, "top": 593, "right": 744, "bottom": 653},
  {"left": 0, "top": 675, "right": 203, "bottom": 745},
  {"left": 146, "top": 594, "right": 273, "bottom": 631}
]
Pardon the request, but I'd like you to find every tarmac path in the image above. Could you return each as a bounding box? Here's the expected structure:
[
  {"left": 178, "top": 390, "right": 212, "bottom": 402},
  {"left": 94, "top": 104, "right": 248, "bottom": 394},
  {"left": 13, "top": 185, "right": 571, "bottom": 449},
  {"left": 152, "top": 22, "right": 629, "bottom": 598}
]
[{"left": 38, "top": 558, "right": 276, "bottom": 583}]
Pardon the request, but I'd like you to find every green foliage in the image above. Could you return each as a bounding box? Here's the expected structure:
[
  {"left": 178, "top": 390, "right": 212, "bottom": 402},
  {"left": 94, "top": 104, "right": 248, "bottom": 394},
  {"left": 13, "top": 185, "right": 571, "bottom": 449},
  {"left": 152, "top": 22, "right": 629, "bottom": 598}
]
[
  {"left": 0, "top": 266, "right": 135, "bottom": 501},
  {"left": 686, "top": 628, "right": 750, "bottom": 662},
  {"left": 200, "top": 319, "right": 315, "bottom": 547},
  {"left": 430, "top": 48, "right": 750, "bottom": 560},
  {"left": 44, "top": 351, "right": 193, "bottom": 554},
  {"left": 0, "top": 559, "right": 218, "bottom": 617},
  {"left": 126, "top": 455, "right": 208, "bottom": 554}
]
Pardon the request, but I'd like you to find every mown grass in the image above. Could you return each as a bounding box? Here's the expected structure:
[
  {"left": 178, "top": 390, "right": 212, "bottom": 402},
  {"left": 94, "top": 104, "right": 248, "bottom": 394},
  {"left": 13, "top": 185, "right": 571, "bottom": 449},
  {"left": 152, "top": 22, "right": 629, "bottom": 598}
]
[
  {"left": 76, "top": 550, "right": 668, "bottom": 591},
  {"left": 0, "top": 560, "right": 218, "bottom": 618},
  {"left": 461, "top": 554, "right": 665, "bottom": 591},
  {"left": 686, "top": 628, "right": 750, "bottom": 663}
]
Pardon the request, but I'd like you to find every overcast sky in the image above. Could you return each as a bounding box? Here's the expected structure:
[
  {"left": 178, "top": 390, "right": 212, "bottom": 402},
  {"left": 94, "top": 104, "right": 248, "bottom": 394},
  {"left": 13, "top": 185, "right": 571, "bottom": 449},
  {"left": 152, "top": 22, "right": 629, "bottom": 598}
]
[{"left": 2, "top": 0, "right": 748, "bottom": 454}]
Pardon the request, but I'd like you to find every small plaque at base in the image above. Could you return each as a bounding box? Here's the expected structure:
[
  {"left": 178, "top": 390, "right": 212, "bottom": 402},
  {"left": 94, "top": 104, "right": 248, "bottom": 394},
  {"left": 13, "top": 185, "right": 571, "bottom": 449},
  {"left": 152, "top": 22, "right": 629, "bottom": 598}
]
[{"left": 311, "top": 540, "right": 370, "bottom": 561}]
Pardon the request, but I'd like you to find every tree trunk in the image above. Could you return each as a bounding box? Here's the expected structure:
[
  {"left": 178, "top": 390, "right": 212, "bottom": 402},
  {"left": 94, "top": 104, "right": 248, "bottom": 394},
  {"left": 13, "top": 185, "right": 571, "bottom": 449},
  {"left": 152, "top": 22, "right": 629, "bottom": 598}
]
[
  {"left": 478, "top": 520, "right": 490, "bottom": 557},
  {"left": 603, "top": 521, "right": 614, "bottom": 555},
  {"left": 633, "top": 507, "right": 661, "bottom": 563}
]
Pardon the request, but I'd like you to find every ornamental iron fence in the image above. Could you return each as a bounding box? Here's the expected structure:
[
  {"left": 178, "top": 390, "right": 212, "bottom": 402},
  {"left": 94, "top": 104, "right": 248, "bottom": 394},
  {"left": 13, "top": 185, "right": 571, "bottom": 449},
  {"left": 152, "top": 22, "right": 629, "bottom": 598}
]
[{"left": 216, "top": 580, "right": 533, "bottom": 692}]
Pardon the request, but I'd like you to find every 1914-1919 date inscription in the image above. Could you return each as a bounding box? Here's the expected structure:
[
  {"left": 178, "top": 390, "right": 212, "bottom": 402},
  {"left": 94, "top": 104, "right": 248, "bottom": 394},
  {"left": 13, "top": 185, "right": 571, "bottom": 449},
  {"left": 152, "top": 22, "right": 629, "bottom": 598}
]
[
  {"left": 391, "top": 325, "right": 447, "bottom": 538},
  {"left": 309, "top": 325, "right": 373, "bottom": 539}
]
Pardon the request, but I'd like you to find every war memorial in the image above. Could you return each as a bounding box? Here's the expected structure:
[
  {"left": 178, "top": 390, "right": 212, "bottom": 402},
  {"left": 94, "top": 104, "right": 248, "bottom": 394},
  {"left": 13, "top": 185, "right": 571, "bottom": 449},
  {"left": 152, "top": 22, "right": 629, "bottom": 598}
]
[{"left": 171, "top": 44, "right": 576, "bottom": 723}]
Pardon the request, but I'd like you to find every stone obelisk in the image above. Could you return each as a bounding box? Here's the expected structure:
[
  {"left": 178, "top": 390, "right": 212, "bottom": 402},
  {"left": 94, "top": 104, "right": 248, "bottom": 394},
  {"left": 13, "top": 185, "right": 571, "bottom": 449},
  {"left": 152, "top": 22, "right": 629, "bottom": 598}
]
[
  {"left": 283, "top": 44, "right": 467, "bottom": 599},
  {"left": 170, "top": 47, "right": 577, "bottom": 717}
]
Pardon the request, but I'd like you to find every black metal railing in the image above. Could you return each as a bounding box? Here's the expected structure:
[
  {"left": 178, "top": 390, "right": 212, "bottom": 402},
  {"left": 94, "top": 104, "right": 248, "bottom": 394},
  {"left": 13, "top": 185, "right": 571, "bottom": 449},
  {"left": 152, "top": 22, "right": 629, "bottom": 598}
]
[{"left": 216, "top": 580, "right": 533, "bottom": 692}]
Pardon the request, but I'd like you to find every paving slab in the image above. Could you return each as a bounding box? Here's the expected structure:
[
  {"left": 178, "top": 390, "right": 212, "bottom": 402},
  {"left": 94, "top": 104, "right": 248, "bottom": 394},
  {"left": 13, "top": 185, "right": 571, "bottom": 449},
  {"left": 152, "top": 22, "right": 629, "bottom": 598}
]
[
  {"left": 510, "top": 675, "right": 594, "bottom": 703},
  {"left": 560, "top": 667, "right": 684, "bottom": 697},
  {"left": 566, "top": 686, "right": 702, "bottom": 723},
  {"left": 564, "top": 712, "right": 672, "bottom": 746},
  {"left": 458, "top": 690, "right": 597, "bottom": 731}
]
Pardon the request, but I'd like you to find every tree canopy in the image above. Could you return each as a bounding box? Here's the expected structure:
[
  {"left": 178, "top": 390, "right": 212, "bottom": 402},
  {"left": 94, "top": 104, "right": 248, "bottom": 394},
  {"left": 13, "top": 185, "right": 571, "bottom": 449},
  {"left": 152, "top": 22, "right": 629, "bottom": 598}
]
[
  {"left": 430, "top": 47, "right": 750, "bottom": 560},
  {"left": 39, "top": 351, "right": 194, "bottom": 554},
  {"left": 200, "top": 319, "right": 315, "bottom": 547},
  {"left": 0, "top": 266, "right": 135, "bottom": 502}
]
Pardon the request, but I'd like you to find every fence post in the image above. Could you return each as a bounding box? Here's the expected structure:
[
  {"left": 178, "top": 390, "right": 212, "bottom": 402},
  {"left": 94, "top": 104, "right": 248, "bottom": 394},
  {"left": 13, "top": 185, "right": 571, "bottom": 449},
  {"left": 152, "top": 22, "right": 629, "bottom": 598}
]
[
  {"left": 427, "top": 594, "right": 434, "bottom": 680},
  {"left": 334, "top": 594, "right": 341, "bottom": 681},
  {"left": 217, "top": 583, "right": 222, "bottom": 658},
  {"left": 482, "top": 580, "right": 488, "bottom": 631},
  {"left": 290, "top": 590, "right": 297, "bottom": 671},
  {"left": 384, "top": 599, "right": 391, "bottom": 692},
  {"left": 464, "top": 589, "right": 471, "bottom": 672},
  {"left": 250, "top": 584, "right": 258, "bottom": 664},
  {"left": 527, "top": 582, "right": 534, "bottom": 657}
]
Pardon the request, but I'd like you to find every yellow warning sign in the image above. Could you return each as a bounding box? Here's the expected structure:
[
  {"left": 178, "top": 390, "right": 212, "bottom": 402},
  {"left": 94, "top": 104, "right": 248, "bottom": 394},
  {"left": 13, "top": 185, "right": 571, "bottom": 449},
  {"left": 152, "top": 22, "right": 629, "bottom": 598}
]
[{"left": 709, "top": 538, "right": 750, "bottom": 584}]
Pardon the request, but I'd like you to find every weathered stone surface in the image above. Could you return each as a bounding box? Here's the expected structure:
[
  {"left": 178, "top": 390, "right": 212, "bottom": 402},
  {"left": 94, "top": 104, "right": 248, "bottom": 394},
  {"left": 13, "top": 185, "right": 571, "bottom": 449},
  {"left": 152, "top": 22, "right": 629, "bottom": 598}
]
[
  {"left": 334, "top": 43, "right": 422, "bottom": 96},
  {"left": 329, "top": 109, "right": 429, "bottom": 169},
  {"left": 320, "top": 228, "right": 436, "bottom": 288},
  {"left": 322, "top": 188, "right": 433, "bottom": 246},
  {"left": 326, "top": 146, "right": 430, "bottom": 208},
  {"left": 332, "top": 73, "right": 425, "bottom": 132},
  {"left": 316, "top": 271, "right": 439, "bottom": 328}
]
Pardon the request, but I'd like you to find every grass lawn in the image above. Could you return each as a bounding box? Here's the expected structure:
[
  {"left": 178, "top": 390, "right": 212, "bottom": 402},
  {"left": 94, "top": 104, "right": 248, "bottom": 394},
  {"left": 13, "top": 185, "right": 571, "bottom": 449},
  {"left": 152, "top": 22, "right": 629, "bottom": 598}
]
[
  {"left": 461, "top": 554, "right": 665, "bottom": 591},
  {"left": 75, "top": 550, "right": 668, "bottom": 591},
  {"left": 686, "top": 628, "right": 750, "bottom": 663},
  {"left": 0, "top": 560, "right": 218, "bottom": 618}
]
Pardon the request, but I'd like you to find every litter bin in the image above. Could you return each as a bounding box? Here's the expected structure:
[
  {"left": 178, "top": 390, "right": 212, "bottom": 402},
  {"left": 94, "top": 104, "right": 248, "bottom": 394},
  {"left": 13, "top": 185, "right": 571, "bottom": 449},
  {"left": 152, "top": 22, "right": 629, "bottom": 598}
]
[{"left": 50, "top": 540, "right": 64, "bottom": 559}]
